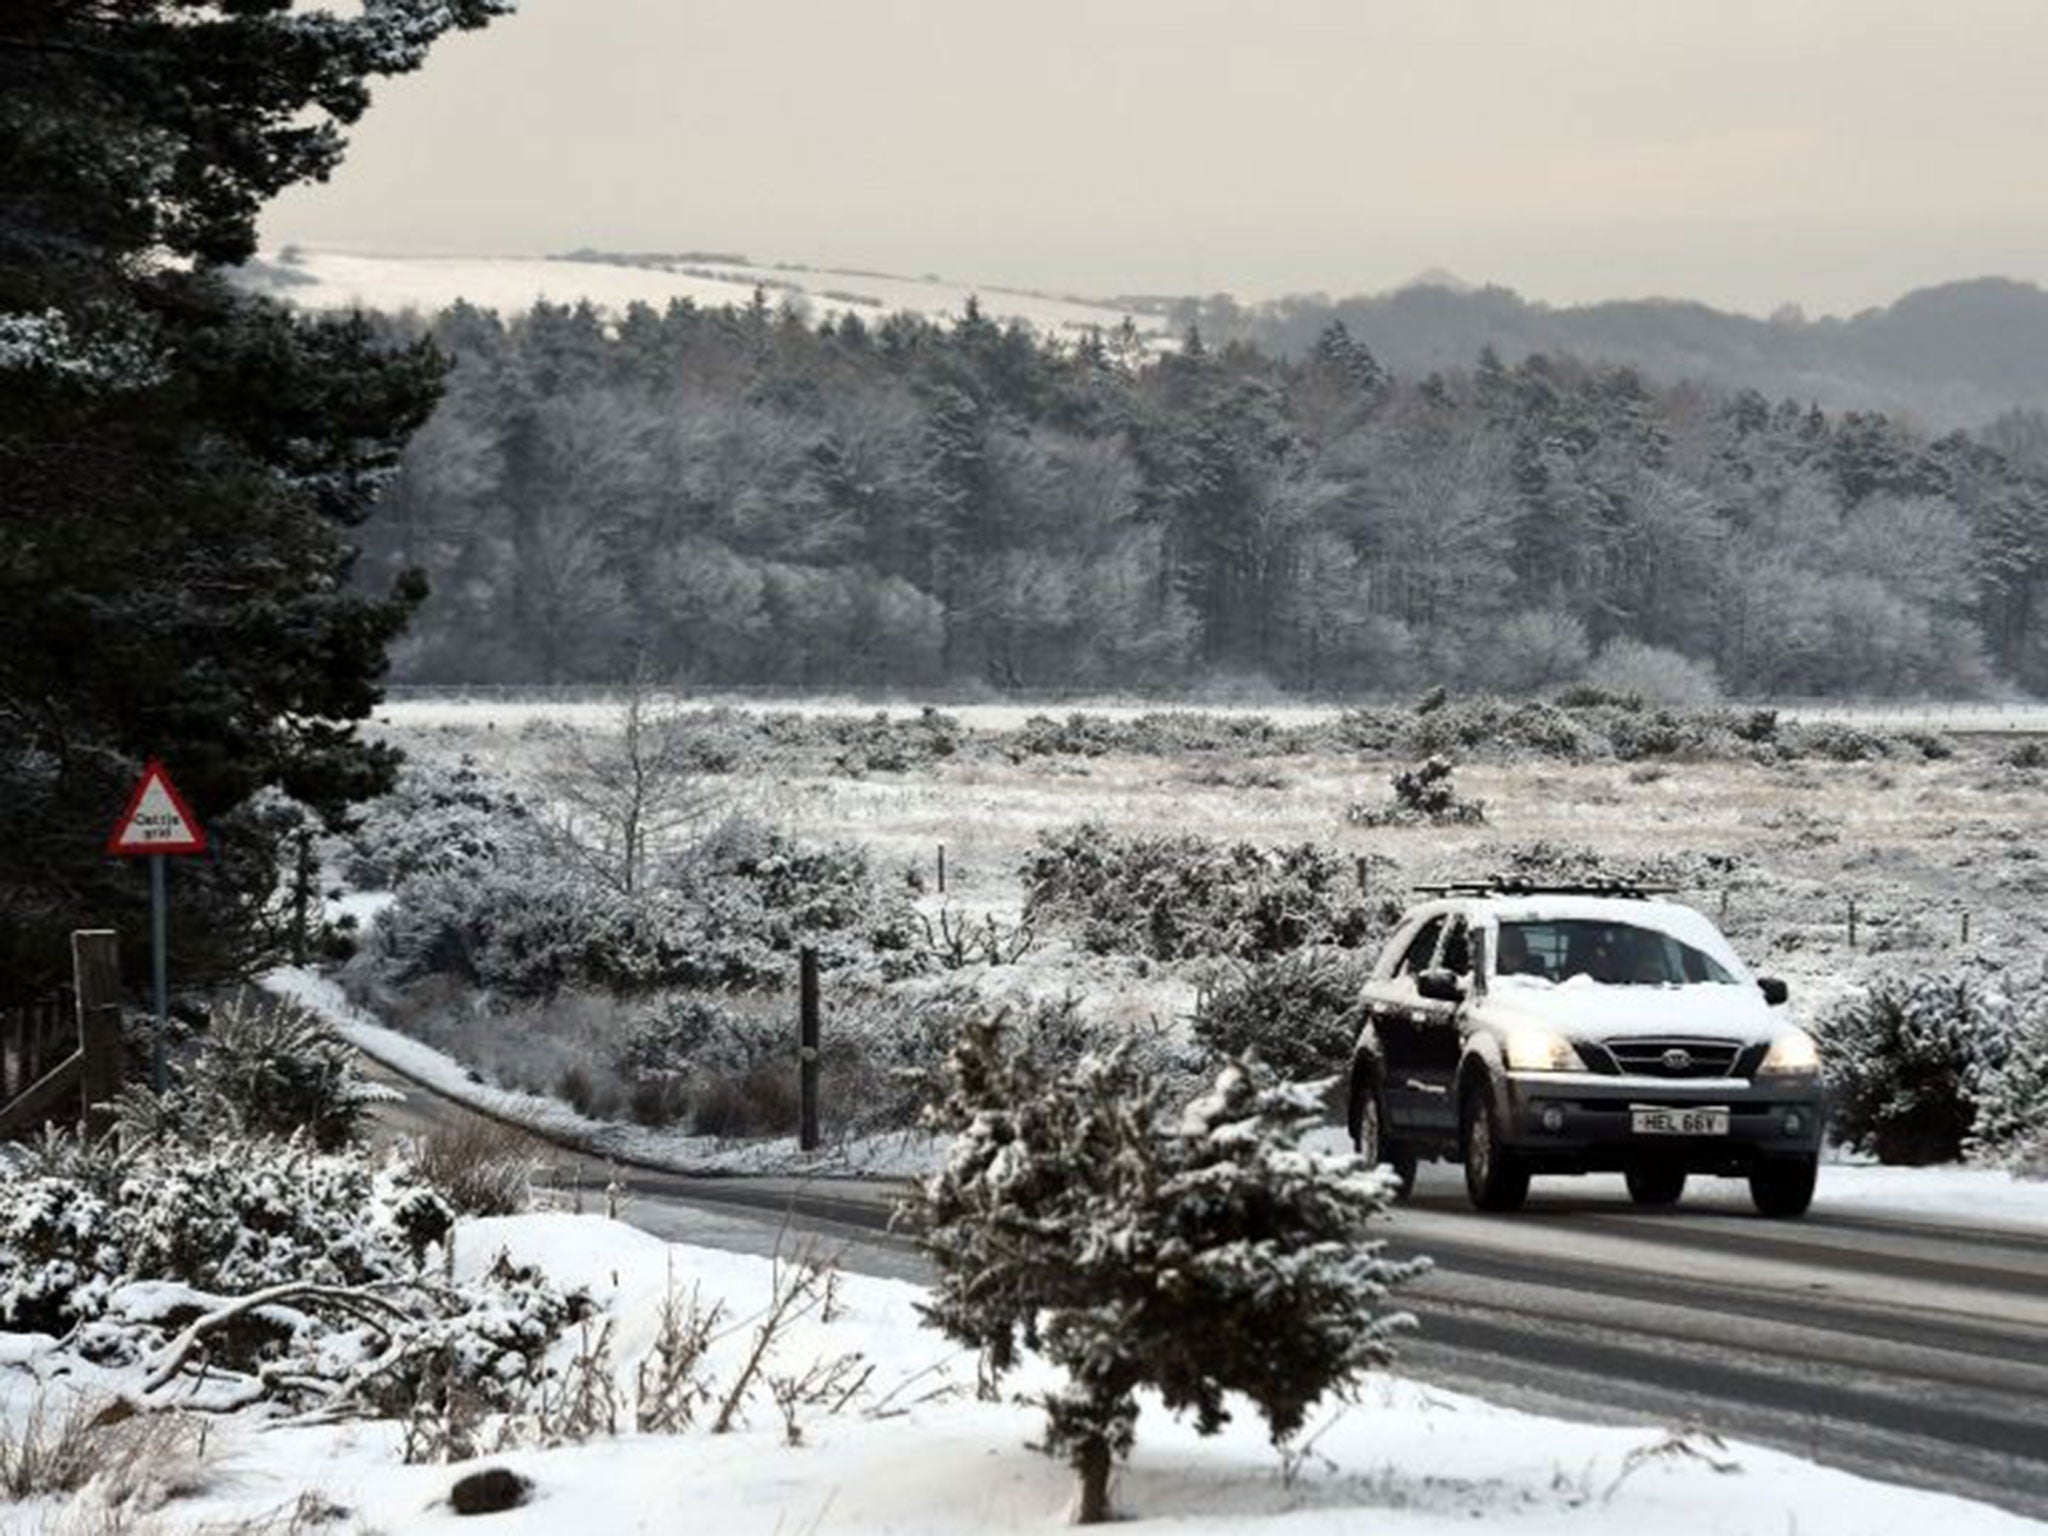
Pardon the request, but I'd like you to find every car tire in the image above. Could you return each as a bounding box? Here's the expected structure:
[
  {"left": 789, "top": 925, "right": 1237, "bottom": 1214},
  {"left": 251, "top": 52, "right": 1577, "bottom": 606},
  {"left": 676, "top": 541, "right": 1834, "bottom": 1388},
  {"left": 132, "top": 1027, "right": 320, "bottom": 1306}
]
[
  {"left": 1462, "top": 1082, "right": 1530, "bottom": 1213},
  {"left": 1351, "top": 1073, "right": 1418, "bottom": 1205},
  {"left": 1749, "top": 1154, "right": 1818, "bottom": 1218},
  {"left": 1624, "top": 1163, "right": 1687, "bottom": 1207}
]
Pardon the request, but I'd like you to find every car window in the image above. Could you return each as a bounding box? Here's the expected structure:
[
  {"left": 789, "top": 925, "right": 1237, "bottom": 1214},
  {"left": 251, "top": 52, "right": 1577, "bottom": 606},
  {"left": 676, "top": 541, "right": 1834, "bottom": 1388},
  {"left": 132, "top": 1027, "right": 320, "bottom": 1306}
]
[
  {"left": 1440, "top": 918, "right": 1473, "bottom": 977},
  {"left": 1495, "top": 919, "right": 1735, "bottom": 986},
  {"left": 1394, "top": 916, "right": 1445, "bottom": 977}
]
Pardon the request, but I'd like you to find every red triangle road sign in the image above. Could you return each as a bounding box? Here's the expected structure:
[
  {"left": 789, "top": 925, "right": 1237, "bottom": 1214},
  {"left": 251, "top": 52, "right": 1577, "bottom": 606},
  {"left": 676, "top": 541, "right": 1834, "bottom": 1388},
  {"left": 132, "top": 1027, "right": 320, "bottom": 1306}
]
[{"left": 108, "top": 759, "right": 208, "bottom": 857}]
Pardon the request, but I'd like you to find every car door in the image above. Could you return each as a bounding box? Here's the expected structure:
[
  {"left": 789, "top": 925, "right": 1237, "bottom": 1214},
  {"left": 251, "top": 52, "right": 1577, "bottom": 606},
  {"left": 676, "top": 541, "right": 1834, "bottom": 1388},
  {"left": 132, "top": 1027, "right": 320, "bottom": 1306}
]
[
  {"left": 1371, "top": 914, "right": 1445, "bottom": 1132},
  {"left": 1408, "top": 915, "right": 1473, "bottom": 1134}
]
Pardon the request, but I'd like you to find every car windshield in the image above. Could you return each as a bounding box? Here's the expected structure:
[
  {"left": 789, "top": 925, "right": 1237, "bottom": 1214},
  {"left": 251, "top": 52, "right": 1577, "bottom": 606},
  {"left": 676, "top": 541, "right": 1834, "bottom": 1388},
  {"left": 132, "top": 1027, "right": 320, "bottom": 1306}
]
[{"left": 1494, "top": 918, "right": 1735, "bottom": 987}]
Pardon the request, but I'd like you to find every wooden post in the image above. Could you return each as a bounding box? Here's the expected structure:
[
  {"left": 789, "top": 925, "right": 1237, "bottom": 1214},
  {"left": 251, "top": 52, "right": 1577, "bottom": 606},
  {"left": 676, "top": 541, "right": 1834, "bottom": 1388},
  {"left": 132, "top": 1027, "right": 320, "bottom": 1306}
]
[
  {"left": 936, "top": 843, "right": 947, "bottom": 894},
  {"left": 72, "top": 930, "right": 122, "bottom": 1136},
  {"left": 1961, "top": 911, "right": 1971, "bottom": 945},
  {"left": 1356, "top": 855, "right": 1370, "bottom": 893},
  {"left": 1846, "top": 897, "right": 1858, "bottom": 949},
  {"left": 1719, "top": 888, "right": 1730, "bottom": 923},
  {"left": 798, "top": 946, "right": 820, "bottom": 1153},
  {"left": 290, "top": 829, "right": 315, "bottom": 965}
]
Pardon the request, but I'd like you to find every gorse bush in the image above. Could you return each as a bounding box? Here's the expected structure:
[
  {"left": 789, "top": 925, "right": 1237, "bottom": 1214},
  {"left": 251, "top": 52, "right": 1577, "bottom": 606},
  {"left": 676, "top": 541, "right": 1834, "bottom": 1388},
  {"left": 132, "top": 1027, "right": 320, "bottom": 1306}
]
[
  {"left": 1818, "top": 975, "right": 2021, "bottom": 1165},
  {"left": 111, "top": 992, "right": 389, "bottom": 1153},
  {"left": 907, "top": 1017, "right": 1422, "bottom": 1524},
  {"left": 1347, "top": 755, "right": 1488, "bottom": 827},
  {"left": 0, "top": 1129, "right": 446, "bottom": 1338},
  {"left": 366, "top": 811, "right": 927, "bottom": 999},
  {"left": 1190, "top": 950, "right": 1368, "bottom": 1084},
  {"left": 340, "top": 754, "right": 535, "bottom": 890},
  {"left": 1021, "top": 824, "right": 1401, "bottom": 962},
  {"left": 1969, "top": 994, "right": 2048, "bottom": 1169}
]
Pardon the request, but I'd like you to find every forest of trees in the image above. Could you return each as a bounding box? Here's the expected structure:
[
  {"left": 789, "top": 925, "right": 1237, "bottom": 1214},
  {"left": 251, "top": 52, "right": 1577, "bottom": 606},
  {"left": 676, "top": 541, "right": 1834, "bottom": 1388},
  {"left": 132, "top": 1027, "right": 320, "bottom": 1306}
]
[{"left": 358, "top": 292, "right": 2048, "bottom": 699}]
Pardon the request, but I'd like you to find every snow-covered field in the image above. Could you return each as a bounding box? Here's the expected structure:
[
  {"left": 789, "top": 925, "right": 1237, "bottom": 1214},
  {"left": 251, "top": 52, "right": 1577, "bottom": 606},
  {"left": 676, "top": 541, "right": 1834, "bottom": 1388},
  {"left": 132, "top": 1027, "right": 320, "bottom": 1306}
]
[
  {"left": 237, "top": 247, "right": 1178, "bottom": 348},
  {"left": 8, "top": 1212, "right": 2039, "bottom": 1535},
  {"left": 366, "top": 692, "right": 2048, "bottom": 737}
]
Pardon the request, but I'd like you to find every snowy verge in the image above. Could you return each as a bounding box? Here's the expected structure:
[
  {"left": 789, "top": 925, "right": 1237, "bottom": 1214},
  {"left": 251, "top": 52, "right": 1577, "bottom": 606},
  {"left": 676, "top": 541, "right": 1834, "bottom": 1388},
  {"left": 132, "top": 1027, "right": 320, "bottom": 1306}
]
[
  {"left": 10, "top": 1212, "right": 2039, "bottom": 1535},
  {"left": 264, "top": 966, "right": 938, "bottom": 1178}
]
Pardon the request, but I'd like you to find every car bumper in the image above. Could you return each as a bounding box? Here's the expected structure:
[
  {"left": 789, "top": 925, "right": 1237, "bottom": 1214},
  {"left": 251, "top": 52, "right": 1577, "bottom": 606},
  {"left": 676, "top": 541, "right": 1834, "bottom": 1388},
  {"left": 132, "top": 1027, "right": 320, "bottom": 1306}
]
[{"left": 1497, "top": 1071, "right": 1825, "bottom": 1174}]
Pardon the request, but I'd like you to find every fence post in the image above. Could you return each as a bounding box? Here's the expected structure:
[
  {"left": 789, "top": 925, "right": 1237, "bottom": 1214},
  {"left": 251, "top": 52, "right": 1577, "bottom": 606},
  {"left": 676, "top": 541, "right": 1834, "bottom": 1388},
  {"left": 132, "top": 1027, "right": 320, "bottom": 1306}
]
[
  {"left": 1846, "top": 898, "right": 1858, "bottom": 949},
  {"left": 936, "top": 843, "right": 947, "bottom": 895},
  {"left": 73, "top": 929, "right": 122, "bottom": 1137},
  {"left": 290, "top": 829, "right": 316, "bottom": 966},
  {"left": 1961, "top": 911, "right": 1971, "bottom": 945},
  {"left": 798, "top": 946, "right": 820, "bottom": 1153}
]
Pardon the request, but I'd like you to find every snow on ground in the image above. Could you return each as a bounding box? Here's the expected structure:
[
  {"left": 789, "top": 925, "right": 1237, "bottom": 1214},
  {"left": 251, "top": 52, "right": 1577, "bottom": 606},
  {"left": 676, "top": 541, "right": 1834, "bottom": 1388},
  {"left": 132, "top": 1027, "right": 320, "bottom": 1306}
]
[
  {"left": 273, "top": 968, "right": 2048, "bottom": 1233},
  {"left": 8, "top": 1213, "right": 2037, "bottom": 1534},
  {"left": 238, "top": 247, "right": 1177, "bottom": 350}
]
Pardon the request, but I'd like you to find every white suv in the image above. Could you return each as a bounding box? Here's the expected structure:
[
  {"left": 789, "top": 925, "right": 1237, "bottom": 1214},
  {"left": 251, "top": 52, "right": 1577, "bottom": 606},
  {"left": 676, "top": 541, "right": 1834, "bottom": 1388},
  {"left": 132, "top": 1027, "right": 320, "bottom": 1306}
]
[{"left": 1347, "top": 882, "right": 1824, "bottom": 1217}]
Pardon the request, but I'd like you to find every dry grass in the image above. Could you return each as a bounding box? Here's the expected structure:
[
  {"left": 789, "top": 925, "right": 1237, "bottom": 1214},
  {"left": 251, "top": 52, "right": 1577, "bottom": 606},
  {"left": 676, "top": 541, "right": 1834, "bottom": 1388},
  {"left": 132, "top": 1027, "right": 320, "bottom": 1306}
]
[
  {"left": 408, "top": 1115, "right": 539, "bottom": 1215},
  {"left": 0, "top": 1393, "right": 214, "bottom": 1529}
]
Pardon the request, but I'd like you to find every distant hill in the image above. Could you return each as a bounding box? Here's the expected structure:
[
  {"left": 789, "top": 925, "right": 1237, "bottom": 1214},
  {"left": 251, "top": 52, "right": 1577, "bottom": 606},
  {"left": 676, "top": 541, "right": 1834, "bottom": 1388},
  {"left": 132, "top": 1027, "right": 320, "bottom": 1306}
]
[
  {"left": 234, "top": 248, "right": 2048, "bottom": 427},
  {"left": 1145, "top": 276, "right": 2048, "bottom": 428},
  {"left": 231, "top": 247, "right": 1177, "bottom": 352}
]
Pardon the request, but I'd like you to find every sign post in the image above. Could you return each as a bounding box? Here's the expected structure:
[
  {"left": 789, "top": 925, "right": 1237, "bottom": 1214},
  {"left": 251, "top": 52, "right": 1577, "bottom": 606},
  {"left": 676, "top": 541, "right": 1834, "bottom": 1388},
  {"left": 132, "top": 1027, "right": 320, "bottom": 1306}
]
[{"left": 107, "top": 760, "right": 207, "bottom": 1092}]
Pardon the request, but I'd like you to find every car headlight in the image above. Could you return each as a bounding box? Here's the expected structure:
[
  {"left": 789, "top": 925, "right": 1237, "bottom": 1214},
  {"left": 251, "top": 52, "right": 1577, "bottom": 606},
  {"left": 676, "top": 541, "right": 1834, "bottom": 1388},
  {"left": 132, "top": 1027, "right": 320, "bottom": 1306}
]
[
  {"left": 1758, "top": 1028, "right": 1821, "bottom": 1077},
  {"left": 1504, "top": 1026, "right": 1587, "bottom": 1072}
]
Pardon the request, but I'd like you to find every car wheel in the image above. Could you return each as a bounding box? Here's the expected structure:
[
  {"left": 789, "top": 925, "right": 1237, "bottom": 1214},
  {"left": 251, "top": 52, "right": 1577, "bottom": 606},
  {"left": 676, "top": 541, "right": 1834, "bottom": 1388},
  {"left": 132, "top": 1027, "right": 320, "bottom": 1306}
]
[
  {"left": 1352, "top": 1075, "right": 1417, "bottom": 1204},
  {"left": 1749, "top": 1154, "right": 1818, "bottom": 1218},
  {"left": 1462, "top": 1082, "right": 1529, "bottom": 1213},
  {"left": 1624, "top": 1163, "right": 1687, "bottom": 1207}
]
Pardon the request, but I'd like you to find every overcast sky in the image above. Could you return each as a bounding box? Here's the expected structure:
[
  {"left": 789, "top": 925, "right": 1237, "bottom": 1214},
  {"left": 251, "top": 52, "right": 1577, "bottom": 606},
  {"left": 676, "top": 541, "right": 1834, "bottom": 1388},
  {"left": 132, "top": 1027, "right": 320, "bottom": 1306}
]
[{"left": 263, "top": 0, "right": 2048, "bottom": 317}]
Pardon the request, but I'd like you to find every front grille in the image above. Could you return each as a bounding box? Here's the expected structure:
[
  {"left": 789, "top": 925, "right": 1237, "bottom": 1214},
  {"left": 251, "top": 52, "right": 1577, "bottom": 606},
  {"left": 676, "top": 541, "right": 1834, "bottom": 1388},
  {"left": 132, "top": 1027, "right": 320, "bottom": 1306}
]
[{"left": 1599, "top": 1037, "right": 1744, "bottom": 1078}]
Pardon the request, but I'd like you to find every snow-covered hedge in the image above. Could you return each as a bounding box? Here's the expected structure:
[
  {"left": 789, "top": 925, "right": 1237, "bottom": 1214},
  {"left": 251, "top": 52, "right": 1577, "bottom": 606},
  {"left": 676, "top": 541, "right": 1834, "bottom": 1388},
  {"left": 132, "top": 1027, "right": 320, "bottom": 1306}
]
[{"left": 1021, "top": 824, "right": 1401, "bottom": 962}]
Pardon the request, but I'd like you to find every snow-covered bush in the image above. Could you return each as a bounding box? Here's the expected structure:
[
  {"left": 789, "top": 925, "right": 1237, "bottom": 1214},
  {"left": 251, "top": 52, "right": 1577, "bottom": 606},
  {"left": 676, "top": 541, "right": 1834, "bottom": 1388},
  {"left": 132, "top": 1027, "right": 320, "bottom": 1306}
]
[
  {"left": 1021, "top": 824, "right": 1400, "bottom": 962},
  {"left": 1190, "top": 950, "right": 1367, "bottom": 1084},
  {"left": 138, "top": 991, "right": 388, "bottom": 1151},
  {"left": 1970, "top": 991, "right": 2048, "bottom": 1172},
  {"left": 0, "top": 1128, "right": 439, "bottom": 1337},
  {"left": 339, "top": 753, "right": 535, "bottom": 890},
  {"left": 1818, "top": 975, "right": 2015, "bottom": 1165},
  {"left": 1347, "top": 755, "right": 1488, "bottom": 826},
  {"left": 908, "top": 1018, "right": 1423, "bottom": 1524},
  {"left": 365, "top": 813, "right": 926, "bottom": 1000}
]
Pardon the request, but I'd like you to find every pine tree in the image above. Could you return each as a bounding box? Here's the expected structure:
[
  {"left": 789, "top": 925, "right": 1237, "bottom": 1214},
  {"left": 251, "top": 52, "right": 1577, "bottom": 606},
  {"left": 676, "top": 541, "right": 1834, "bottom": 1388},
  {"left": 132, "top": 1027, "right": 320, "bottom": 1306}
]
[
  {"left": 908, "top": 1018, "right": 1422, "bottom": 1524},
  {"left": 0, "top": 0, "right": 509, "bottom": 995}
]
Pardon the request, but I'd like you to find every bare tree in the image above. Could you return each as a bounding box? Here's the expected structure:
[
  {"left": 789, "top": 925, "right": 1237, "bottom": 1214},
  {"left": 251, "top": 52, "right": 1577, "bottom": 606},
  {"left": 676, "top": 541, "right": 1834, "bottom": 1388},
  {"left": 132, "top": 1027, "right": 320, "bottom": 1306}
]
[{"left": 536, "top": 676, "right": 723, "bottom": 895}]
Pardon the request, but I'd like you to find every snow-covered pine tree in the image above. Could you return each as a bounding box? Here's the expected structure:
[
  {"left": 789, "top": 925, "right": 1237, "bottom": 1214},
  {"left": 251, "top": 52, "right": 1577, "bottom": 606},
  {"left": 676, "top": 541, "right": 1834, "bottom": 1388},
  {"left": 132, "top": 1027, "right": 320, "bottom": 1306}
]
[{"left": 908, "top": 1017, "right": 1423, "bottom": 1525}]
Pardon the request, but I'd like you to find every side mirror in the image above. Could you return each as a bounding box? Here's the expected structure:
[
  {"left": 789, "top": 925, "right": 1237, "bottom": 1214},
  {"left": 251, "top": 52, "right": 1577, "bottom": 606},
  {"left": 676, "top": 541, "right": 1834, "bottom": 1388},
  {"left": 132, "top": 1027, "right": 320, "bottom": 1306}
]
[
  {"left": 1758, "top": 976, "right": 1789, "bottom": 1007},
  {"left": 1416, "top": 968, "right": 1466, "bottom": 1004}
]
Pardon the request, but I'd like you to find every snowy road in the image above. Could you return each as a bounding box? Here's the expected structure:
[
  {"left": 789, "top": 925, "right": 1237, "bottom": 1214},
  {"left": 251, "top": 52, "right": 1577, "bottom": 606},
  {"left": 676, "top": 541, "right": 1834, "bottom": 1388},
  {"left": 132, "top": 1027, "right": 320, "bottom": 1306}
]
[{"left": 366, "top": 1066, "right": 2048, "bottom": 1521}]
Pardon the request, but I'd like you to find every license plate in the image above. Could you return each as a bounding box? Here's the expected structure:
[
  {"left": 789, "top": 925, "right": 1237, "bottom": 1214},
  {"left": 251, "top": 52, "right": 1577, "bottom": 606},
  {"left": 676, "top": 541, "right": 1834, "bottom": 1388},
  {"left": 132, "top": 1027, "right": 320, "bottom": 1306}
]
[{"left": 1632, "top": 1105, "right": 1729, "bottom": 1136}]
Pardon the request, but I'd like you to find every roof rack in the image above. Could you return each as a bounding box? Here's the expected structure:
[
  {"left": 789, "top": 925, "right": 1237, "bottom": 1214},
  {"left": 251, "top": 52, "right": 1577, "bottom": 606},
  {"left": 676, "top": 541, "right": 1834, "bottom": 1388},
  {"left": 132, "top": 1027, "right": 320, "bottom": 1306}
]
[{"left": 1410, "top": 879, "right": 1678, "bottom": 899}]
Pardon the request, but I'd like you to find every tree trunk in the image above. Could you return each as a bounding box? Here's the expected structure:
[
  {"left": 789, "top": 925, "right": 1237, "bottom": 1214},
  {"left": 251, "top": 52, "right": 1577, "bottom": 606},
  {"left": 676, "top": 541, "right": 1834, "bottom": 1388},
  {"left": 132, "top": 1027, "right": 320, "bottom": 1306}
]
[{"left": 1074, "top": 1436, "right": 1112, "bottom": 1525}]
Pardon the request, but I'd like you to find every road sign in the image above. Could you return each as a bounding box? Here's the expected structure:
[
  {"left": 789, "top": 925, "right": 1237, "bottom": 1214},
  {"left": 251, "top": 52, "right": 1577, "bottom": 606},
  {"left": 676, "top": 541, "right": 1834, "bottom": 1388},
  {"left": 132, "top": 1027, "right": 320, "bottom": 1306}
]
[
  {"left": 107, "top": 760, "right": 206, "bottom": 1091},
  {"left": 107, "top": 760, "right": 207, "bottom": 857}
]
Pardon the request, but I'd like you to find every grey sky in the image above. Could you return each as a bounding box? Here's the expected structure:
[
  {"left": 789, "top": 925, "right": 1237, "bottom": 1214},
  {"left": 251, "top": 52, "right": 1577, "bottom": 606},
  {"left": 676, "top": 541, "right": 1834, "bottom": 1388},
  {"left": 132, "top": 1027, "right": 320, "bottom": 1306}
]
[{"left": 264, "top": 0, "right": 2048, "bottom": 316}]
